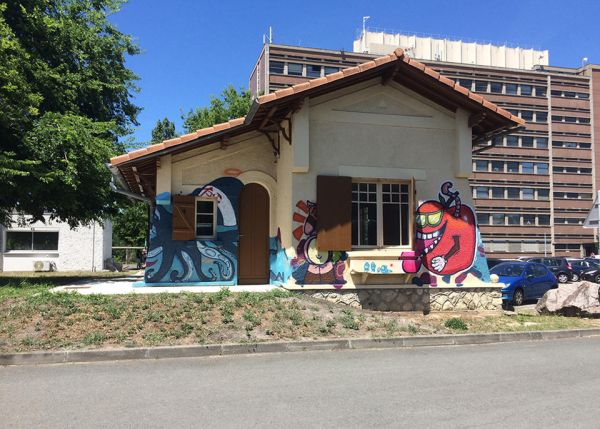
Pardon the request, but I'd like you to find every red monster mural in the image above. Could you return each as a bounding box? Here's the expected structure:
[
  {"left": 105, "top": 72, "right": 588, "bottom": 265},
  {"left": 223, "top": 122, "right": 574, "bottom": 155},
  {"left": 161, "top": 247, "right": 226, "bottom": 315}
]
[{"left": 414, "top": 181, "right": 477, "bottom": 276}]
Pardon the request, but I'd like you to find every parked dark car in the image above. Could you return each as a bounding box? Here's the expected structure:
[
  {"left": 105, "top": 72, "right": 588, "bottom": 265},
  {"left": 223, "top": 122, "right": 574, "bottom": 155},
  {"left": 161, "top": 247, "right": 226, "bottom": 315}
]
[
  {"left": 580, "top": 259, "right": 600, "bottom": 283},
  {"left": 567, "top": 258, "right": 600, "bottom": 282},
  {"left": 525, "top": 257, "right": 573, "bottom": 283},
  {"left": 487, "top": 258, "right": 518, "bottom": 269},
  {"left": 491, "top": 261, "right": 558, "bottom": 306}
]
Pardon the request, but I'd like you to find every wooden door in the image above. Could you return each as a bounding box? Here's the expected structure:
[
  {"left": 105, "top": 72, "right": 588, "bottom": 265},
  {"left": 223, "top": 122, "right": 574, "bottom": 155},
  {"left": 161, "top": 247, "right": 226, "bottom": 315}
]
[{"left": 238, "top": 184, "right": 270, "bottom": 284}]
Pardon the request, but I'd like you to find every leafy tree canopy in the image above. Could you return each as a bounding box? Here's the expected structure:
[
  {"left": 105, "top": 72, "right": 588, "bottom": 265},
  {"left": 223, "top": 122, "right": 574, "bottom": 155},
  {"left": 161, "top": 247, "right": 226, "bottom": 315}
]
[
  {"left": 151, "top": 117, "right": 176, "bottom": 143},
  {"left": 112, "top": 201, "right": 147, "bottom": 247},
  {"left": 0, "top": 0, "right": 140, "bottom": 227},
  {"left": 182, "top": 85, "right": 252, "bottom": 133}
]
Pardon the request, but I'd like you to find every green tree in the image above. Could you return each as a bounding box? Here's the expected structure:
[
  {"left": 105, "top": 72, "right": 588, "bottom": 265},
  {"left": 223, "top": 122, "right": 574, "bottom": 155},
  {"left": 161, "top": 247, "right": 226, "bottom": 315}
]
[
  {"left": 0, "top": 0, "right": 140, "bottom": 227},
  {"left": 151, "top": 117, "right": 176, "bottom": 143},
  {"left": 182, "top": 85, "right": 252, "bottom": 132},
  {"left": 112, "top": 201, "right": 148, "bottom": 247}
]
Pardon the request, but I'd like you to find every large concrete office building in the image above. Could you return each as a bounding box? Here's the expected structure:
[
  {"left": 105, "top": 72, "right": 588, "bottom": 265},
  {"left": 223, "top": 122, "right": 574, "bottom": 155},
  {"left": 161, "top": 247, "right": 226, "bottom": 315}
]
[{"left": 249, "top": 29, "right": 600, "bottom": 258}]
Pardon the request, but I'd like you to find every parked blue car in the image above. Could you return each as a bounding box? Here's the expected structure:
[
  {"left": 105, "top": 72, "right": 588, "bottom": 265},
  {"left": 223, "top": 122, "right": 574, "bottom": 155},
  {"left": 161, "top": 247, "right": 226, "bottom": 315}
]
[{"left": 490, "top": 261, "right": 558, "bottom": 306}]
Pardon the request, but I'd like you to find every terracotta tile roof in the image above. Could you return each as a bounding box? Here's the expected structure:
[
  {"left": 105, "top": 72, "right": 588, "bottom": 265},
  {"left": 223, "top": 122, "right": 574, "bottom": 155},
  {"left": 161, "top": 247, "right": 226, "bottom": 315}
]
[{"left": 111, "top": 48, "right": 523, "bottom": 166}]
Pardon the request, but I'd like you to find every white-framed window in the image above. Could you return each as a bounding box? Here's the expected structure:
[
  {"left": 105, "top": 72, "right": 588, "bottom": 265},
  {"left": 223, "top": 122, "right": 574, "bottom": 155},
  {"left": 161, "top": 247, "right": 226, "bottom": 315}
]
[
  {"left": 351, "top": 181, "right": 411, "bottom": 248},
  {"left": 195, "top": 198, "right": 217, "bottom": 239},
  {"left": 4, "top": 230, "right": 59, "bottom": 252}
]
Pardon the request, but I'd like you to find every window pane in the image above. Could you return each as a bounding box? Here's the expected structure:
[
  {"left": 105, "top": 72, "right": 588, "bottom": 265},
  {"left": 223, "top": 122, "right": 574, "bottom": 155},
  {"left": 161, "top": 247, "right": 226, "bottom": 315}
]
[
  {"left": 196, "top": 200, "right": 214, "bottom": 213},
  {"left": 306, "top": 64, "right": 321, "bottom": 78},
  {"left": 536, "top": 137, "right": 548, "bottom": 149},
  {"left": 506, "top": 136, "right": 519, "bottom": 147},
  {"left": 5, "top": 231, "right": 32, "bottom": 251},
  {"left": 196, "top": 214, "right": 213, "bottom": 224},
  {"left": 535, "top": 86, "right": 547, "bottom": 97},
  {"left": 507, "top": 214, "right": 520, "bottom": 225},
  {"left": 196, "top": 225, "right": 213, "bottom": 236},
  {"left": 324, "top": 66, "right": 339, "bottom": 75},
  {"left": 536, "top": 112, "right": 547, "bottom": 123},
  {"left": 459, "top": 79, "right": 473, "bottom": 90},
  {"left": 491, "top": 161, "right": 504, "bottom": 172},
  {"left": 521, "top": 136, "right": 534, "bottom": 147},
  {"left": 505, "top": 83, "right": 518, "bottom": 95},
  {"left": 492, "top": 188, "right": 504, "bottom": 198},
  {"left": 522, "top": 162, "right": 534, "bottom": 174},
  {"left": 360, "top": 204, "right": 377, "bottom": 245},
  {"left": 475, "top": 160, "right": 488, "bottom": 171},
  {"left": 492, "top": 214, "right": 505, "bottom": 225},
  {"left": 401, "top": 204, "right": 409, "bottom": 246},
  {"left": 383, "top": 204, "right": 400, "bottom": 245},
  {"left": 538, "top": 189, "right": 549, "bottom": 200},
  {"left": 490, "top": 82, "right": 503, "bottom": 93},
  {"left": 475, "top": 187, "right": 489, "bottom": 199},
  {"left": 287, "top": 63, "right": 303, "bottom": 76},
  {"left": 536, "top": 163, "right": 548, "bottom": 175},
  {"left": 507, "top": 188, "right": 520, "bottom": 199},
  {"left": 269, "top": 61, "right": 284, "bottom": 74},
  {"left": 521, "top": 110, "right": 534, "bottom": 121},
  {"left": 520, "top": 85, "right": 532, "bottom": 96},
  {"left": 352, "top": 183, "right": 378, "bottom": 246},
  {"left": 32, "top": 231, "right": 59, "bottom": 251},
  {"left": 538, "top": 215, "right": 550, "bottom": 225},
  {"left": 523, "top": 214, "right": 535, "bottom": 225},
  {"left": 522, "top": 188, "right": 534, "bottom": 200},
  {"left": 507, "top": 162, "right": 519, "bottom": 173},
  {"left": 477, "top": 213, "right": 489, "bottom": 225},
  {"left": 475, "top": 81, "right": 488, "bottom": 92}
]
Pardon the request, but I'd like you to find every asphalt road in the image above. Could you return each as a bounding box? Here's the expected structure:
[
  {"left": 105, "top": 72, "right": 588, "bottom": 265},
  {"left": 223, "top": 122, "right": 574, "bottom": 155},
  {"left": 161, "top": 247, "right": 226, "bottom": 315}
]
[{"left": 2, "top": 337, "right": 600, "bottom": 428}]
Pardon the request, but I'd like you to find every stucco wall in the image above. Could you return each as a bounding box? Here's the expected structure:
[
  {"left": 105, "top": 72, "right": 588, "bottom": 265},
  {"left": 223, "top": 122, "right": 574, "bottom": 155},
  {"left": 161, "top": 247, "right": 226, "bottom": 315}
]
[{"left": 0, "top": 215, "right": 111, "bottom": 272}]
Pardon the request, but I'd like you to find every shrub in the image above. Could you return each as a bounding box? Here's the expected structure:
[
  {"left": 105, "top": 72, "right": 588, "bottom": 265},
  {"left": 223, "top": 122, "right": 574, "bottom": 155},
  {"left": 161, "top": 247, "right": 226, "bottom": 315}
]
[{"left": 444, "top": 317, "right": 468, "bottom": 331}]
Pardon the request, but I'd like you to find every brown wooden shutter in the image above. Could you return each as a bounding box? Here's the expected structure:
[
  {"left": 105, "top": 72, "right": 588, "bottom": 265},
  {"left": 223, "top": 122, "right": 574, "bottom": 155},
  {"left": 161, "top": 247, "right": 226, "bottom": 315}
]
[
  {"left": 172, "top": 195, "right": 196, "bottom": 241},
  {"left": 317, "top": 175, "right": 352, "bottom": 251}
]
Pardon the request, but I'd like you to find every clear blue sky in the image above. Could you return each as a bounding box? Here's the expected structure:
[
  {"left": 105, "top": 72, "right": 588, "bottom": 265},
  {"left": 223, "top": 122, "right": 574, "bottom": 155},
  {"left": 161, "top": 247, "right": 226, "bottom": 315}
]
[{"left": 109, "top": 0, "right": 600, "bottom": 144}]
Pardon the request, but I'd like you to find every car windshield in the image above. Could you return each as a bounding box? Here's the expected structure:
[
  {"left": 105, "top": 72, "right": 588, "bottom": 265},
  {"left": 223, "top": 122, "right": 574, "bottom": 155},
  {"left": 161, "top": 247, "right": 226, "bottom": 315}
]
[
  {"left": 490, "top": 264, "right": 524, "bottom": 277},
  {"left": 588, "top": 260, "right": 600, "bottom": 269}
]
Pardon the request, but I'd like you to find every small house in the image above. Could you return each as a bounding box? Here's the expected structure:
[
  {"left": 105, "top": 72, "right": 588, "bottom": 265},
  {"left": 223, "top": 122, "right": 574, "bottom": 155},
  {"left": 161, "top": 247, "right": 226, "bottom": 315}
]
[{"left": 110, "top": 49, "right": 523, "bottom": 310}]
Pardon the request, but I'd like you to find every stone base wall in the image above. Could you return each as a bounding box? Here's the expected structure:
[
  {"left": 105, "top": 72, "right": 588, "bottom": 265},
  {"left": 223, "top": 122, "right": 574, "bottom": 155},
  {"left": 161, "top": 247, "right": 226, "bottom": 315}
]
[{"left": 302, "top": 287, "right": 502, "bottom": 312}]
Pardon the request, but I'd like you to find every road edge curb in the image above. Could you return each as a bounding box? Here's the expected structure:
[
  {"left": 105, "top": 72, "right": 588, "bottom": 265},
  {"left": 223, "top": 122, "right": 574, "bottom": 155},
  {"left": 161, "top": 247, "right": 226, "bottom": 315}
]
[{"left": 3, "top": 328, "right": 600, "bottom": 366}]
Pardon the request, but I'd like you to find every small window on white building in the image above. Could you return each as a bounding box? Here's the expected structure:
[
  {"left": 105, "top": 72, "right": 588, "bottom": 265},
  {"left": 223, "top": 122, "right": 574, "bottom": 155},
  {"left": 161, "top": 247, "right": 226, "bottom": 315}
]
[
  {"left": 195, "top": 199, "right": 217, "bottom": 239},
  {"left": 5, "top": 230, "right": 59, "bottom": 252}
]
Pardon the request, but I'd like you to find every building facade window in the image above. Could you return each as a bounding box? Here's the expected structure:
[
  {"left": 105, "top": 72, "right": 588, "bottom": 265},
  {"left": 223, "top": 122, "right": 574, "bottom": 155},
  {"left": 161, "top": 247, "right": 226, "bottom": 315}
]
[
  {"left": 5, "top": 230, "right": 59, "bottom": 252},
  {"left": 490, "top": 82, "right": 503, "bottom": 93},
  {"left": 521, "top": 136, "right": 534, "bottom": 147},
  {"left": 287, "top": 62, "right": 303, "bottom": 76},
  {"left": 351, "top": 182, "right": 410, "bottom": 248},
  {"left": 195, "top": 199, "right": 217, "bottom": 238},
  {"left": 324, "top": 66, "right": 339, "bottom": 75},
  {"left": 507, "top": 188, "right": 520, "bottom": 199},
  {"left": 523, "top": 214, "right": 536, "bottom": 226},
  {"left": 520, "top": 85, "right": 532, "bottom": 96},
  {"left": 506, "top": 135, "right": 519, "bottom": 147},
  {"left": 536, "top": 163, "right": 549, "bottom": 175},
  {"left": 477, "top": 213, "right": 490, "bottom": 225},
  {"left": 507, "top": 214, "right": 520, "bottom": 225},
  {"left": 492, "top": 214, "right": 505, "bottom": 225},
  {"left": 505, "top": 83, "right": 518, "bottom": 95},
  {"left": 507, "top": 162, "right": 519, "bottom": 173},
  {"left": 536, "top": 137, "right": 548, "bottom": 149},
  {"left": 522, "top": 188, "right": 535, "bottom": 200},
  {"left": 535, "top": 86, "right": 547, "bottom": 97},
  {"left": 269, "top": 61, "right": 284, "bottom": 74},
  {"left": 535, "top": 112, "right": 547, "bottom": 123},
  {"left": 475, "top": 80, "right": 488, "bottom": 92},
  {"left": 474, "top": 160, "right": 488, "bottom": 171},
  {"left": 522, "top": 162, "right": 534, "bottom": 174},
  {"left": 491, "top": 161, "right": 504, "bottom": 172},
  {"left": 492, "top": 188, "right": 504, "bottom": 199},
  {"left": 475, "top": 187, "right": 489, "bottom": 199},
  {"left": 306, "top": 64, "right": 322, "bottom": 78}
]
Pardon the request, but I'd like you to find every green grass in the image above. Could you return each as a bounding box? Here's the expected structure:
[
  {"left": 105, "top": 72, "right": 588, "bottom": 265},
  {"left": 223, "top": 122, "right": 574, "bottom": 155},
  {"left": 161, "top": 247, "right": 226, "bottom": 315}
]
[{"left": 2, "top": 278, "right": 600, "bottom": 354}]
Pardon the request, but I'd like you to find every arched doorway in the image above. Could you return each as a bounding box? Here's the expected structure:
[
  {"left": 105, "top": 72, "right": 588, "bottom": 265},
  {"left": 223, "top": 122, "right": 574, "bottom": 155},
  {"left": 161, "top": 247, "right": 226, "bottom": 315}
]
[{"left": 238, "top": 183, "right": 270, "bottom": 284}]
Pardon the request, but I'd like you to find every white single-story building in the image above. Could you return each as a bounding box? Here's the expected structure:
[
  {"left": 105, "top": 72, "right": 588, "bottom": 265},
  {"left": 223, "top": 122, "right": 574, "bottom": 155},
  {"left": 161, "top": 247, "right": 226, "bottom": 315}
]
[
  {"left": 109, "top": 48, "right": 523, "bottom": 310},
  {"left": 0, "top": 214, "right": 112, "bottom": 272}
]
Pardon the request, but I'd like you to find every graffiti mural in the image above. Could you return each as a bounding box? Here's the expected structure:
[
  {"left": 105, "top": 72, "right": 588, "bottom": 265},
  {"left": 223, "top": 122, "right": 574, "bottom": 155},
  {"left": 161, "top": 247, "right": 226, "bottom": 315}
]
[
  {"left": 144, "top": 177, "right": 243, "bottom": 284},
  {"left": 269, "top": 228, "right": 292, "bottom": 285},
  {"left": 291, "top": 200, "right": 348, "bottom": 286},
  {"left": 400, "top": 181, "right": 490, "bottom": 286}
]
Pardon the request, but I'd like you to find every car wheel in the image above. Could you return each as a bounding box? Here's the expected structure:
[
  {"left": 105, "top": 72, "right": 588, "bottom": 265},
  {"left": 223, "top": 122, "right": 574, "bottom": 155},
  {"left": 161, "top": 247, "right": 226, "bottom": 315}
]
[
  {"left": 595, "top": 275, "right": 600, "bottom": 284},
  {"left": 512, "top": 288, "right": 525, "bottom": 306},
  {"left": 557, "top": 273, "right": 569, "bottom": 283},
  {"left": 571, "top": 273, "right": 580, "bottom": 282}
]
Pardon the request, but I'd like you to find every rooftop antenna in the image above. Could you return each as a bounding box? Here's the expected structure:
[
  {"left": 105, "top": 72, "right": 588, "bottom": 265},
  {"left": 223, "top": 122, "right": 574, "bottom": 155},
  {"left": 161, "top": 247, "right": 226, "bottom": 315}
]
[
  {"left": 362, "top": 16, "right": 370, "bottom": 53},
  {"left": 263, "top": 26, "right": 273, "bottom": 45}
]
